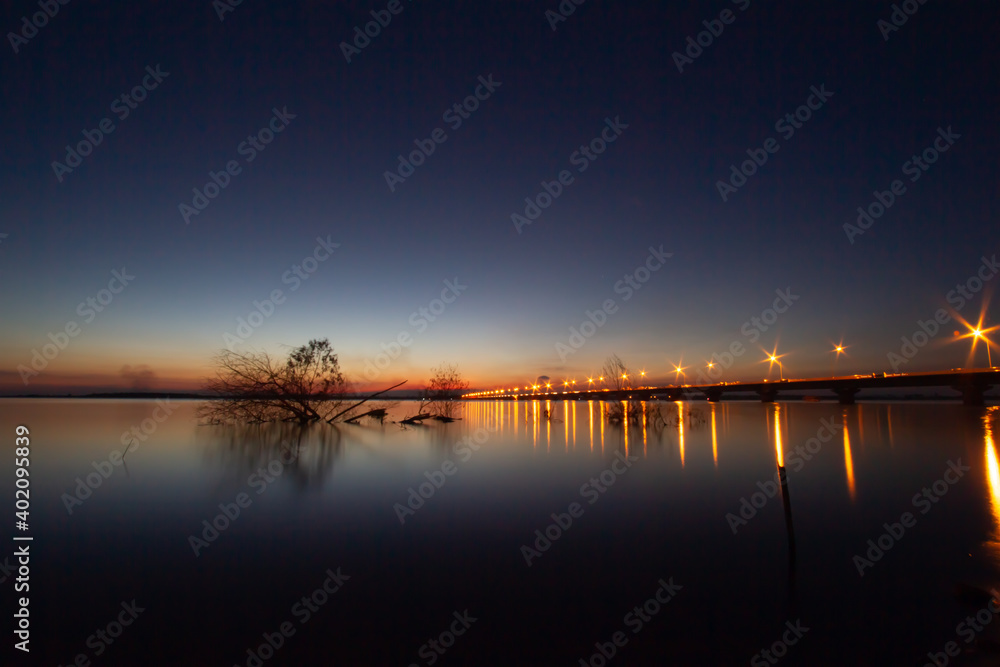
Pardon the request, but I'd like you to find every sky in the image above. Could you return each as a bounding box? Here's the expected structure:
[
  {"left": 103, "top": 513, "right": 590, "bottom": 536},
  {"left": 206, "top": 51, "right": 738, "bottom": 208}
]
[{"left": 0, "top": 0, "right": 998, "bottom": 394}]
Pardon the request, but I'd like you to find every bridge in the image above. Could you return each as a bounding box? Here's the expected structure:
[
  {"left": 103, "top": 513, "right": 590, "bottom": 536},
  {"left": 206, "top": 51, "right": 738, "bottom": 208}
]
[{"left": 462, "top": 369, "right": 1000, "bottom": 406}]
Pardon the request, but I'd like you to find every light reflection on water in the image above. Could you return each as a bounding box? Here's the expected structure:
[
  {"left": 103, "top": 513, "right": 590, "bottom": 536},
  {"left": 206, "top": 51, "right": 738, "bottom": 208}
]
[
  {"left": 844, "top": 407, "right": 857, "bottom": 502},
  {"left": 984, "top": 407, "right": 1000, "bottom": 565},
  {"left": 5, "top": 397, "right": 1000, "bottom": 664}
]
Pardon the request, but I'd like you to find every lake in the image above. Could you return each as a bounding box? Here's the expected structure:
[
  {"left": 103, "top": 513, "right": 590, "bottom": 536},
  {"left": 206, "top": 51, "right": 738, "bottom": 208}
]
[{"left": 3, "top": 398, "right": 1000, "bottom": 665}]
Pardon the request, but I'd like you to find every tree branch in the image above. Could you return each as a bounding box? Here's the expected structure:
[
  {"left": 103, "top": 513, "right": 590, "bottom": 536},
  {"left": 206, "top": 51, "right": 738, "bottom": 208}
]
[{"left": 326, "top": 380, "right": 408, "bottom": 423}]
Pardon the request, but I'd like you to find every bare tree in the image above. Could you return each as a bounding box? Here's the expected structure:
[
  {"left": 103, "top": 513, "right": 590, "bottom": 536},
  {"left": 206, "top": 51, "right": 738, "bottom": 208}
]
[
  {"left": 421, "top": 363, "right": 470, "bottom": 420},
  {"left": 200, "top": 339, "right": 401, "bottom": 424},
  {"left": 602, "top": 354, "right": 641, "bottom": 425},
  {"left": 602, "top": 354, "right": 633, "bottom": 392}
]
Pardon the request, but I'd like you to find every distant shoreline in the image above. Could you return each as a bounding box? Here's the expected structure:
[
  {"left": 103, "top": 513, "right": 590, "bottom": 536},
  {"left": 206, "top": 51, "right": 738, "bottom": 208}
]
[{"left": 0, "top": 392, "right": 995, "bottom": 403}]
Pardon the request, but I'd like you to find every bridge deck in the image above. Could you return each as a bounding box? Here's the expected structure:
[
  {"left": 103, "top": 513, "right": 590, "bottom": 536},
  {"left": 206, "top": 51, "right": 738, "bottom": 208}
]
[{"left": 463, "top": 369, "right": 1000, "bottom": 405}]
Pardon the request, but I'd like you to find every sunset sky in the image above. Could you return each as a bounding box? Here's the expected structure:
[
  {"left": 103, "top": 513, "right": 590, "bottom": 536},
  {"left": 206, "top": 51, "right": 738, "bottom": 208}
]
[{"left": 1, "top": 1, "right": 997, "bottom": 394}]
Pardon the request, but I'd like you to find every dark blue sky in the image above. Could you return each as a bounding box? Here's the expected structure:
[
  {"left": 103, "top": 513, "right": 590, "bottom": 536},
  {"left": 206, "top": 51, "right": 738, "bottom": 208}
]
[{"left": 1, "top": 0, "right": 998, "bottom": 392}]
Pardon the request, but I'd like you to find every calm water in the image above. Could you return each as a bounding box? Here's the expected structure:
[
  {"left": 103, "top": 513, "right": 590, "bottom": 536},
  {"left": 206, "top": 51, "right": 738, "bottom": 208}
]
[{"left": 3, "top": 398, "right": 1000, "bottom": 665}]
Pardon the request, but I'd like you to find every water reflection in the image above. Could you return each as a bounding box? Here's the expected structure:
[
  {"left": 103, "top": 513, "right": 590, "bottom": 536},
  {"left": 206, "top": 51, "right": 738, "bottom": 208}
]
[
  {"left": 984, "top": 408, "right": 1000, "bottom": 563},
  {"left": 201, "top": 421, "right": 344, "bottom": 492},
  {"left": 623, "top": 402, "right": 630, "bottom": 457},
  {"left": 766, "top": 403, "right": 797, "bottom": 598},
  {"left": 887, "top": 404, "right": 894, "bottom": 447},
  {"left": 193, "top": 399, "right": 910, "bottom": 496},
  {"left": 642, "top": 402, "right": 648, "bottom": 457},
  {"left": 844, "top": 408, "right": 857, "bottom": 502},
  {"left": 773, "top": 403, "right": 784, "bottom": 467},
  {"left": 677, "top": 401, "right": 685, "bottom": 467},
  {"left": 10, "top": 396, "right": 1000, "bottom": 663},
  {"left": 711, "top": 403, "right": 718, "bottom": 468}
]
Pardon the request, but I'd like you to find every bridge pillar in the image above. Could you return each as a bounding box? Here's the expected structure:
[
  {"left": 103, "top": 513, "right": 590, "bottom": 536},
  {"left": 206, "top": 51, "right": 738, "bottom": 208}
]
[
  {"left": 957, "top": 385, "right": 988, "bottom": 406},
  {"left": 758, "top": 388, "right": 777, "bottom": 403},
  {"left": 834, "top": 388, "right": 859, "bottom": 405},
  {"left": 703, "top": 389, "right": 723, "bottom": 402}
]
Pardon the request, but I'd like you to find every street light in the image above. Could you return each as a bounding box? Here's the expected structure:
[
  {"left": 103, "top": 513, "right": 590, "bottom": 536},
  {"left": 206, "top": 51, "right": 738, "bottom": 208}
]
[
  {"left": 673, "top": 361, "right": 686, "bottom": 385},
  {"left": 956, "top": 316, "right": 999, "bottom": 369},
  {"left": 830, "top": 343, "right": 846, "bottom": 377},
  {"left": 768, "top": 354, "right": 784, "bottom": 381},
  {"left": 974, "top": 329, "right": 994, "bottom": 368}
]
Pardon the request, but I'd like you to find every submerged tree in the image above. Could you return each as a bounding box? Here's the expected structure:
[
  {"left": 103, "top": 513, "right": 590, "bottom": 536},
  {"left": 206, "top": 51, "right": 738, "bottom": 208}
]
[
  {"left": 200, "top": 338, "right": 402, "bottom": 424},
  {"left": 602, "top": 354, "right": 642, "bottom": 425},
  {"left": 421, "top": 363, "right": 470, "bottom": 420},
  {"left": 602, "top": 354, "right": 633, "bottom": 392}
]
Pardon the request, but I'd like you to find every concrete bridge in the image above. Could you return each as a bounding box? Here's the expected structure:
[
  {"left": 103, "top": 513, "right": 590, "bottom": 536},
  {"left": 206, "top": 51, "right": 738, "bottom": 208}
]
[{"left": 463, "top": 369, "right": 1000, "bottom": 406}]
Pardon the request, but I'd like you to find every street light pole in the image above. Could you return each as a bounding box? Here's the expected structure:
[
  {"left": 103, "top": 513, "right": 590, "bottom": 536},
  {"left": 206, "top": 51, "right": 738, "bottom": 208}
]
[
  {"left": 974, "top": 329, "right": 993, "bottom": 368},
  {"left": 769, "top": 355, "right": 783, "bottom": 381}
]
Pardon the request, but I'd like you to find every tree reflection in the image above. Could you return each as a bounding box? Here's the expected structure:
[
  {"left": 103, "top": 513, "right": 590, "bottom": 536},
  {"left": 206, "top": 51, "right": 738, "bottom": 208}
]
[{"left": 200, "top": 420, "right": 344, "bottom": 492}]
